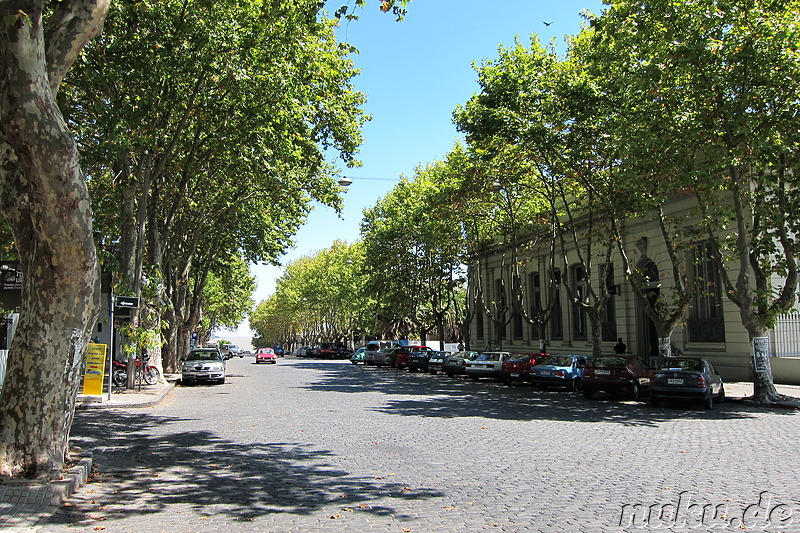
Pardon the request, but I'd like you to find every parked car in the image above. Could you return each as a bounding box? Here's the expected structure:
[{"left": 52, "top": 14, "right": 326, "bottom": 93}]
[
  {"left": 364, "top": 341, "right": 383, "bottom": 365},
  {"left": 582, "top": 355, "right": 653, "bottom": 400},
  {"left": 221, "top": 343, "right": 243, "bottom": 359},
  {"left": 407, "top": 348, "right": 440, "bottom": 372},
  {"left": 441, "top": 351, "right": 479, "bottom": 377},
  {"left": 374, "top": 347, "right": 401, "bottom": 367},
  {"left": 182, "top": 348, "right": 226, "bottom": 385},
  {"left": 350, "top": 347, "right": 367, "bottom": 364},
  {"left": 255, "top": 347, "right": 277, "bottom": 364},
  {"left": 395, "top": 346, "right": 434, "bottom": 370},
  {"left": 528, "top": 354, "right": 590, "bottom": 391},
  {"left": 316, "top": 343, "right": 338, "bottom": 359},
  {"left": 427, "top": 351, "right": 451, "bottom": 374},
  {"left": 465, "top": 352, "right": 512, "bottom": 381},
  {"left": 272, "top": 344, "right": 285, "bottom": 357},
  {"left": 293, "top": 346, "right": 308, "bottom": 357},
  {"left": 650, "top": 357, "right": 725, "bottom": 409},
  {"left": 499, "top": 352, "right": 549, "bottom": 386}
]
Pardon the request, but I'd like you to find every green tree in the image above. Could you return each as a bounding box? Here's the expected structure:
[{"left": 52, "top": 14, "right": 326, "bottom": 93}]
[
  {"left": 0, "top": 0, "right": 406, "bottom": 479},
  {"left": 586, "top": 0, "right": 800, "bottom": 401}
]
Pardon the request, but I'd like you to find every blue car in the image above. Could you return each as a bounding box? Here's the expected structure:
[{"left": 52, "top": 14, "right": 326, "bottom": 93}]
[{"left": 528, "top": 354, "right": 591, "bottom": 391}]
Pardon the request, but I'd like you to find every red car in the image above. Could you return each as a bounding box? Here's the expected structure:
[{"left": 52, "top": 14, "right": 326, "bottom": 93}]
[
  {"left": 500, "top": 353, "right": 550, "bottom": 386},
  {"left": 255, "top": 347, "right": 277, "bottom": 364},
  {"left": 582, "top": 355, "right": 652, "bottom": 401},
  {"left": 394, "top": 345, "right": 434, "bottom": 369}
]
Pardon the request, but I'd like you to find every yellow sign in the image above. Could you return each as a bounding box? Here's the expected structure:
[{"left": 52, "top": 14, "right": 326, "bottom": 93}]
[{"left": 82, "top": 343, "right": 107, "bottom": 396}]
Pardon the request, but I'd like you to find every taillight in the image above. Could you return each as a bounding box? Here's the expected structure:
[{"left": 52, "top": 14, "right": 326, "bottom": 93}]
[
  {"left": 555, "top": 370, "right": 565, "bottom": 377},
  {"left": 584, "top": 369, "right": 593, "bottom": 377},
  {"left": 696, "top": 375, "right": 707, "bottom": 388}
]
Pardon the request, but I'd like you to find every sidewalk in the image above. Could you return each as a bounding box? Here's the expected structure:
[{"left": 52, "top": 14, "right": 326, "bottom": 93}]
[
  {"left": 74, "top": 373, "right": 179, "bottom": 410},
  {"left": 0, "top": 378, "right": 798, "bottom": 532}
]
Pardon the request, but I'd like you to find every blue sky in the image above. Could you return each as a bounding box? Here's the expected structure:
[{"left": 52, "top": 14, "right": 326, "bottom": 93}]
[{"left": 233, "top": 0, "right": 604, "bottom": 335}]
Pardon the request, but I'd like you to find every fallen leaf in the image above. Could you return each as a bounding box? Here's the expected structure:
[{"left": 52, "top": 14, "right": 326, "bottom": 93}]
[
  {"left": 342, "top": 507, "right": 354, "bottom": 512},
  {"left": 375, "top": 476, "right": 383, "bottom": 479},
  {"left": 330, "top": 513, "right": 340, "bottom": 519},
  {"left": 480, "top": 426, "right": 489, "bottom": 430},
  {"left": 359, "top": 504, "right": 370, "bottom": 509},
  {"left": 92, "top": 527, "right": 106, "bottom": 531},
  {"left": 389, "top": 473, "right": 397, "bottom": 476},
  {"left": 444, "top": 506, "right": 456, "bottom": 511},
  {"left": 200, "top": 516, "right": 208, "bottom": 520}
]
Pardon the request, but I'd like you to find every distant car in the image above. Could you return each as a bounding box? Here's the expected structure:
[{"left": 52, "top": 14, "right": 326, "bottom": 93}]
[
  {"left": 441, "top": 351, "right": 478, "bottom": 377},
  {"left": 182, "top": 348, "right": 226, "bottom": 385},
  {"left": 364, "top": 341, "right": 382, "bottom": 365},
  {"left": 407, "top": 348, "right": 438, "bottom": 372},
  {"left": 499, "top": 353, "right": 549, "bottom": 386},
  {"left": 374, "top": 347, "right": 401, "bottom": 367},
  {"left": 527, "top": 354, "right": 590, "bottom": 391},
  {"left": 396, "top": 346, "right": 434, "bottom": 370},
  {"left": 582, "top": 355, "right": 652, "bottom": 401},
  {"left": 221, "top": 343, "right": 243, "bottom": 359},
  {"left": 255, "top": 347, "right": 277, "bottom": 364},
  {"left": 464, "top": 352, "right": 512, "bottom": 381},
  {"left": 350, "top": 347, "right": 367, "bottom": 365},
  {"left": 272, "top": 344, "right": 285, "bottom": 357},
  {"left": 650, "top": 357, "right": 725, "bottom": 409},
  {"left": 427, "top": 351, "right": 451, "bottom": 374}
]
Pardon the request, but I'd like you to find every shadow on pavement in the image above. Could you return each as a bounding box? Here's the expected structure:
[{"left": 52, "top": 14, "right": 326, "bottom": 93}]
[
  {"left": 46, "top": 408, "right": 442, "bottom": 528},
  {"left": 294, "top": 361, "right": 798, "bottom": 427}
]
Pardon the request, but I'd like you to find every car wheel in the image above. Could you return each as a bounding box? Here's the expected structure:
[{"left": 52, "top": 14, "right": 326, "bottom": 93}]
[
  {"left": 502, "top": 379, "right": 512, "bottom": 386},
  {"left": 651, "top": 395, "right": 660, "bottom": 407},
  {"left": 630, "top": 384, "right": 640, "bottom": 401},
  {"left": 471, "top": 376, "right": 479, "bottom": 381},
  {"left": 446, "top": 372, "right": 455, "bottom": 377},
  {"left": 351, "top": 360, "right": 358, "bottom": 365},
  {"left": 218, "top": 377, "right": 226, "bottom": 385},
  {"left": 430, "top": 369, "right": 437, "bottom": 375},
  {"left": 570, "top": 379, "right": 581, "bottom": 392},
  {"left": 717, "top": 385, "right": 725, "bottom": 404},
  {"left": 703, "top": 392, "right": 714, "bottom": 410},
  {"left": 583, "top": 389, "right": 594, "bottom": 399},
  {"left": 540, "top": 384, "right": 548, "bottom": 391}
]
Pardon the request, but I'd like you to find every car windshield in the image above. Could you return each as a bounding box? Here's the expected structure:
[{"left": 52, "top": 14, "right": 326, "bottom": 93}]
[
  {"left": 189, "top": 351, "right": 221, "bottom": 361},
  {"left": 592, "top": 356, "right": 627, "bottom": 367},
  {"left": 507, "top": 354, "right": 530, "bottom": 362},
  {"left": 477, "top": 352, "right": 503, "bottom": 361},
  {"left": 658, "top": 358, "right": 702, "bottom": 371}
]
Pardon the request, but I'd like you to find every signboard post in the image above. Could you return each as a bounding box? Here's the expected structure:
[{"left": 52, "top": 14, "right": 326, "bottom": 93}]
[
  {"left": 753, "top": 336, "right": 770, "bottom": 374},
  {"left": 82, "top": 343, "right": 107, "bottom": 396}
]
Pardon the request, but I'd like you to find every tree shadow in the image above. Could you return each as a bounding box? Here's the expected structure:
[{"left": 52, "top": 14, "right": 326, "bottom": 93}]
[
  {"left": 294, "top": 360, "right": 797, "bottom": 427},
  {"left": 47, "top": 409, "right": 443, "bottom": 528}
]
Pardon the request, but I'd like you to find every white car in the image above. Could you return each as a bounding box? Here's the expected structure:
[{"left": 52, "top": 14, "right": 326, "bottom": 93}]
[
  {"left": 182, "top": 348, "right": 226, "bottom": 385},
  {"left": 464, "top": 352, "right": 512, "bottom": 381}
]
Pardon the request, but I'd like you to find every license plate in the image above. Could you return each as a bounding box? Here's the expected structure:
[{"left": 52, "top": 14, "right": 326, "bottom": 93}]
[
  {"left": 511, "top": 373, "right": 520, "bottom": 377},
  {"left": 596, "top": 369, "right": 611, "bottom": 375},
  {"left": 668, "top": 378, "right": 683, "bottom": 385},
  {"left": 541, "top": 371, "right": 552, "bottom": 376}
]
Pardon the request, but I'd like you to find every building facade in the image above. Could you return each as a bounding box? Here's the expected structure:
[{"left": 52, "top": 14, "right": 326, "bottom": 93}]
[{"left": 468, "top": 195, "right": 800, "bottom": 384}]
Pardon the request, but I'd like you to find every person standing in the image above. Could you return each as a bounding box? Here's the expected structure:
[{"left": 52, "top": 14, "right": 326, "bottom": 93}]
[{"left": 614, "top": 337, "right": 627, "bottom": 354}]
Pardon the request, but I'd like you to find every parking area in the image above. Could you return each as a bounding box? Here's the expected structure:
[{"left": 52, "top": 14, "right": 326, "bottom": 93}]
[{"left": 22, "top": 358, "right": 800, "bottom": 532}]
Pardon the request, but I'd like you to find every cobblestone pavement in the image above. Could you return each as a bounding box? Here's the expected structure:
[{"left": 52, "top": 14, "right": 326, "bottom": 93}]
[{"left": 23, "top": 358, "right": 800, "bottom": 532}]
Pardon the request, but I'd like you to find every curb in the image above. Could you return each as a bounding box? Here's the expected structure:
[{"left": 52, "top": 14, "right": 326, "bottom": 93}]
[
  {"left": 75, "top": 381, "right": 176, "bottom": 410},
  {"left": 0, "top": 453, "right": 92, "bottom": 507},
  {"left": 724, "top": 396, "right": 800, "bottom": 410}
]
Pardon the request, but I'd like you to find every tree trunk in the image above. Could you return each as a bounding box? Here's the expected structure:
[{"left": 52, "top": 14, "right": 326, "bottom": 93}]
[{"left": 0, "top": 1, "right": 108, "bottom": 478}]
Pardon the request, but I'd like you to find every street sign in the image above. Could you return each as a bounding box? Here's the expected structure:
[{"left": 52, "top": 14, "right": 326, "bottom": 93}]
[{"left": 116, "top": 296, "right": 139, "bottom": 308}]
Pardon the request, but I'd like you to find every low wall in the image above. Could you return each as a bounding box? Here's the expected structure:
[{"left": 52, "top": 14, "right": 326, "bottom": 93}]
[{"left": 773, "top": 357, "right": 800, "bottom": 385}]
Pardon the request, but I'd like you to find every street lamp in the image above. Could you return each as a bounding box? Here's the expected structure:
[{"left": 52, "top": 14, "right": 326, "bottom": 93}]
[{"left": 337, "top": 176, "right": 353, "bottom": 187}]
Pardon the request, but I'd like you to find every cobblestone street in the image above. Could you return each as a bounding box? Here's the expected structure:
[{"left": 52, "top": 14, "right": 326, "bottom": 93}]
[{"left": 34, "top": 357, "right": 800, "bottom": 532}]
